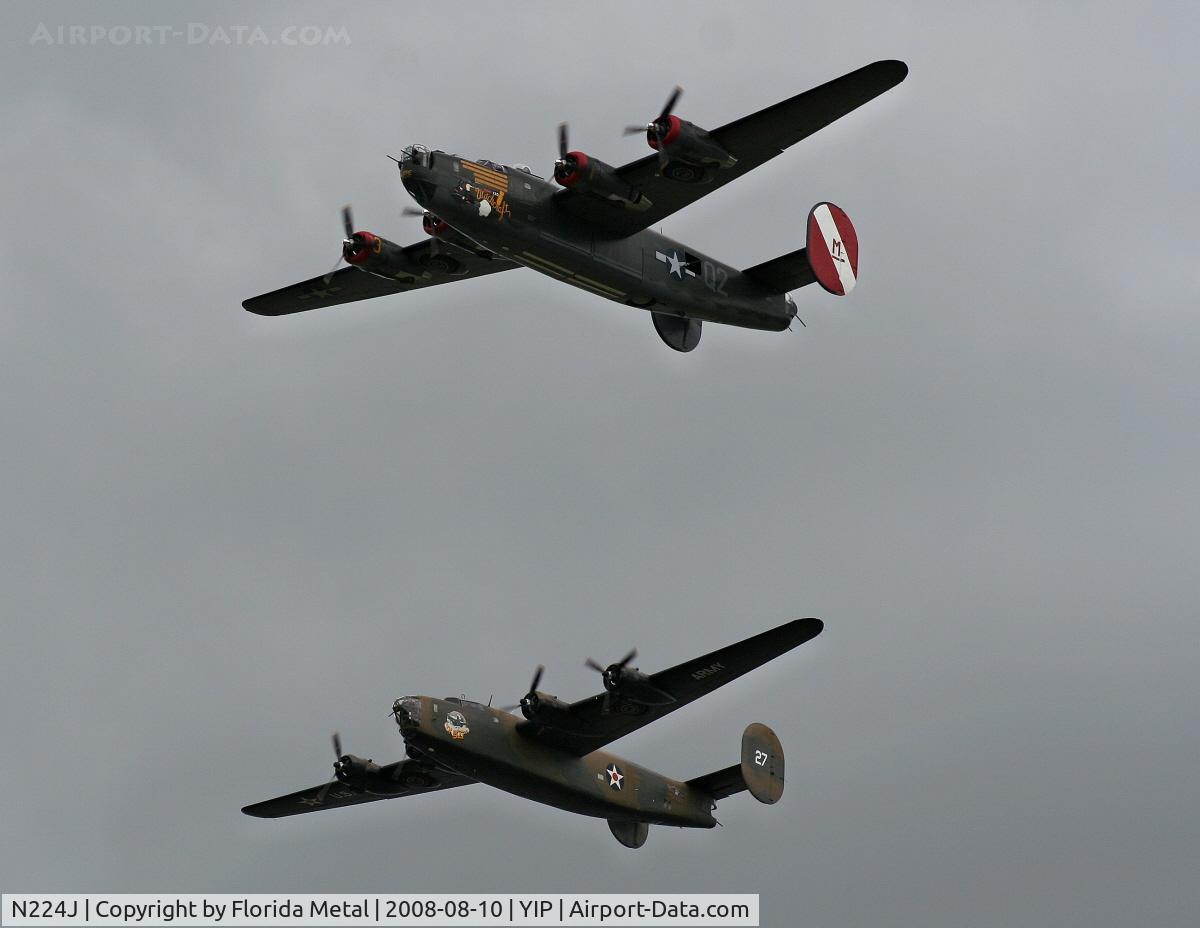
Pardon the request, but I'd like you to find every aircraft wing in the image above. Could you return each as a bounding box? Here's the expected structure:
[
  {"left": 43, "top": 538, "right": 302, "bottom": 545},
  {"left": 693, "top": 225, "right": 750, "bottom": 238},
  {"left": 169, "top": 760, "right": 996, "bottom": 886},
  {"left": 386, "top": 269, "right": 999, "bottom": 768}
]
[
  {"left": 517, "top": 618, "right": 823, "bottom": 756},
  {"left": 242, "top": 241, "right": 518, "bottom": 316},
  {"left": 555, "top": 60, "right": 907, "bottom": 238},
  {"left": 241, "top": 760, "right": 474, "bottom": 819}
]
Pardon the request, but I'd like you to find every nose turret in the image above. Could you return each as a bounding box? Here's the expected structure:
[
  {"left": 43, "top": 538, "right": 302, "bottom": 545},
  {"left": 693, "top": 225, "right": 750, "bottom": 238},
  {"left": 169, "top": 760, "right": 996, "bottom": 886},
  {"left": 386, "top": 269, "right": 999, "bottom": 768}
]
[{"left": 392, "top": 696, "right": 421, "bottom": 732}]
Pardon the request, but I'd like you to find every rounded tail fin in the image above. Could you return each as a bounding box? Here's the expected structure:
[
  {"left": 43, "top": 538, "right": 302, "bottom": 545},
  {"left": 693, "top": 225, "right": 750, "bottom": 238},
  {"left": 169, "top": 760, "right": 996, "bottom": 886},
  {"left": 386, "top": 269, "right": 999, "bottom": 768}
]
[{"left": 741, "top": 722, "right": 784, "bottom": 804}]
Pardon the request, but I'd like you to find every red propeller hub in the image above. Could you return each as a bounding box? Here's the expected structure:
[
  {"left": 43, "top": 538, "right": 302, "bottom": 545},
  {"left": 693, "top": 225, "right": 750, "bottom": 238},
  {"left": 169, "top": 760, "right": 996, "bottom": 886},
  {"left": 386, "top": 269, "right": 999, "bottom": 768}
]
[
  {"left": 343, "top": 230, "right": 378, "bottom": 265},
  {"left": 648, "top": 115, "right": 682, "bottom": 151},
  {"left": 555, "top": 151, "right": 590, "bottom": 187}
]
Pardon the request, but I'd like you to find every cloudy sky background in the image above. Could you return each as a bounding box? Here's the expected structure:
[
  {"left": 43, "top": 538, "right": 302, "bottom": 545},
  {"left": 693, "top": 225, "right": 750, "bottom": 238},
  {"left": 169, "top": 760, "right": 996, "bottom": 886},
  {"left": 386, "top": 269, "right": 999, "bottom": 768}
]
[{"left": 2, "top": 2, "right": 1196, "bottom": 925}]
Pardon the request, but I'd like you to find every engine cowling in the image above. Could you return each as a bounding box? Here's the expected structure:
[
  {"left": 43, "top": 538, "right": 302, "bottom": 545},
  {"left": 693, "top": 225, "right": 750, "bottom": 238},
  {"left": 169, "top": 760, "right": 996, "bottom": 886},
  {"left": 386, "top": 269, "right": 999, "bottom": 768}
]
[
  {"left": 520, "top": 690, "right": 574, "bottom": 725},
  {"left": 421, "top": 213, "right": 450, "bottom": 237},
  {"left": 334, "top": 753, "right": 408, "bottom": 795},
  {"left": 647, "top": 117, "right": 737, "bottom": 169},
  {"left": 342, "top": 230, "right": 420, "bottom": 280},
  {"left": 603, "top": 666, "right": 676, "bottom": 707},
  {"left": 554, "top": 150, "right": 648, "bottom": 208},
  {"left": 420, "top": 213, "right": 494, "bottom": 265}
]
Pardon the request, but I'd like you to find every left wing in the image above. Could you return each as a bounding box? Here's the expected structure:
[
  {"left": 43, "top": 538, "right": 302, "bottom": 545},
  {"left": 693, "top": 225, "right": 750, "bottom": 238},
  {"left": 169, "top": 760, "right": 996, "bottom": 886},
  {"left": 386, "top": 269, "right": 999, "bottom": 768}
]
[
  {"left": 243, "top": 240, "right": 518, "bottom": 316},
  {"left": 242, "top": 760, "right": 474, "bottom": 819},
  {"left": 517, "top": 618, "right": 823, "bottom": 756},
  {"left": 555, "top": 60, "right": 907, "bottom": 237}
]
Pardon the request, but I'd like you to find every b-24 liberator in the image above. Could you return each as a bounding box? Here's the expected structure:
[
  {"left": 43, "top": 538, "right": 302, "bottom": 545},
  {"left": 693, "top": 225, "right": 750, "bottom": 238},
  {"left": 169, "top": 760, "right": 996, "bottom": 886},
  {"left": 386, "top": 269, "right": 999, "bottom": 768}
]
[
  {"left": 243, "top": 61, "right": 906, "bottom": 351},
  {"left": 243, "top": 618, "right": 823, "bottom": 848}
]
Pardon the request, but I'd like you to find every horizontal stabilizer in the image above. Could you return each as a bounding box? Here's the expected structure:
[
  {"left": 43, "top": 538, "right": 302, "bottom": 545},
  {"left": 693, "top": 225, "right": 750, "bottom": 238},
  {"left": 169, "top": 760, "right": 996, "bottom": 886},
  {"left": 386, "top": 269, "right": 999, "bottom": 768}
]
[
  {"left": 687, "top": 763, "right": 746, "bottom": 801},
  {"left": 742, "top": 247, "right": 817, "bottom": 294}
]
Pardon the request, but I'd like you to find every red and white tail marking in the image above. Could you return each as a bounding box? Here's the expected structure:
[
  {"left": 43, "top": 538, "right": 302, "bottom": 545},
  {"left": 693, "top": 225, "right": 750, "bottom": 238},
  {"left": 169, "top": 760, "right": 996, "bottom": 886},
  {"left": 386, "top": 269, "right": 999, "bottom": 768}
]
[{"left": 806, "top": 202, "right": 859, "bottom": 296}]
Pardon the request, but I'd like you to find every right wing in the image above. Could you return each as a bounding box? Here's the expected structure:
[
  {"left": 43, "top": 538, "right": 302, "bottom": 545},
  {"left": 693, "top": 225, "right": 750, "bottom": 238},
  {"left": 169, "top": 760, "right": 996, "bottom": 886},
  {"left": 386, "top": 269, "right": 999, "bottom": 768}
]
[
  {"left": 517, "top": 618, "right": 823, "bottom": 756},
  {"left": 555, "top": 60, "right": 908, "bottom": 238},
  {"left": 242, "top": 239, "right": 518, "bottom": 316},
  {"left": 241, "top": 760, "right": 474, "bottom": 819}
]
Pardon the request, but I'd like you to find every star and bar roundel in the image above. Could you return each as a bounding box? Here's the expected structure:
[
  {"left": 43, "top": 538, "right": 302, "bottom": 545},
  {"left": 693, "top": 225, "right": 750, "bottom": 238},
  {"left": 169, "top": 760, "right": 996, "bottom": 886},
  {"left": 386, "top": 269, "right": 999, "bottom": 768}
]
[
  {"left": 605, "top": 763, "right": 625, "bottom": 791},
  {"left": 806, "top": 202, "right": 859, "bottom": 296}
]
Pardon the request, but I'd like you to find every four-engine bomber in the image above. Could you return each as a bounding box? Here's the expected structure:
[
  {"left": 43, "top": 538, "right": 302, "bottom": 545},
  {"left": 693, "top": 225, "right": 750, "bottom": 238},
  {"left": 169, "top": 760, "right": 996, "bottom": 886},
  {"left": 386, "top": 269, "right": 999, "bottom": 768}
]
[
  {"left": 243, "top": 61, "right": 907, "bottom": 351},
  {"left": 244, "top": 619, "right": 821, "bottom": 849}
]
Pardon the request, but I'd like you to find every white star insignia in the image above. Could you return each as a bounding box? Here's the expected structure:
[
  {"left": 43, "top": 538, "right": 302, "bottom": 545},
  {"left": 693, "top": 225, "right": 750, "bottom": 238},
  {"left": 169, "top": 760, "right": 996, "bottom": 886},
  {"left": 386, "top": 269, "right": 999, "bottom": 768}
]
[{"left": 666, "top": 252, "right": 684, "bottom": 278}]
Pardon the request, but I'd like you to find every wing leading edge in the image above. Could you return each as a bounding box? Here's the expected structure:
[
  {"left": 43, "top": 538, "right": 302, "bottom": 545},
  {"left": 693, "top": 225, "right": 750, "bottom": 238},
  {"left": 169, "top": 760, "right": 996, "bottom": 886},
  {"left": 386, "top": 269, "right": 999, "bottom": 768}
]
[
  {"left": 242, "top": 760, "right": 474, "bottom": 819},
  {"left": 242, "top": 239, "right": 518, "bottom": 316},
  {"left": 518, "top": 618, "right": 823, "bottom": 756},
  {"left": 555, "top": 60, "right": 908, "bottom": 237}
]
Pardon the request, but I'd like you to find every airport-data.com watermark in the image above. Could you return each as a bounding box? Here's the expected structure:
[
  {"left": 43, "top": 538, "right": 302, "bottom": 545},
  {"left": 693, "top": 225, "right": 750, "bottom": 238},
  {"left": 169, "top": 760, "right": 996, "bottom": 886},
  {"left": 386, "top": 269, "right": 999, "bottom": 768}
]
[{"left": 29, "top": 22, "right": 351, "bottom": 47}]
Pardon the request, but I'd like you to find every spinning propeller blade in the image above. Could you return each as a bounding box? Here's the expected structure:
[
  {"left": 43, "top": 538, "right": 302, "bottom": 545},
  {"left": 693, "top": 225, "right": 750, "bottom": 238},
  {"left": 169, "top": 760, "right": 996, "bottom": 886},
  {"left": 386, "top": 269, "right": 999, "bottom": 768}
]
[
  {"left": 623, "top": 85, "right": 683, "bottom": 137},
  {"left": 503, "top": 663, "right": 547, "bottom": 713},
  {"left": 325, "top": 205, "right": 357, "bottom": 283},
  {"left": 658, "top": 85, "right": 683, "bottom": 121},
  {"left": 315, "top": 730, "right": 344, "bottom": 803},
  {"left": 585, "top": 648, "right": 638, "bottom": 713}
]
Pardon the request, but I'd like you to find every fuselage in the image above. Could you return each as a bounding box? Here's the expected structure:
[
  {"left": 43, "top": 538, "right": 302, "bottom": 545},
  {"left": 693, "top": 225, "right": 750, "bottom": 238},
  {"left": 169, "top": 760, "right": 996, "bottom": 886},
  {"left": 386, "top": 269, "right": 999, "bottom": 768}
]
[
  {"left": 393, "top": 694, "right": 715, "bottom": 828},
  {"left": 398, "top": 145, "right": 795, "bottom": 332}
]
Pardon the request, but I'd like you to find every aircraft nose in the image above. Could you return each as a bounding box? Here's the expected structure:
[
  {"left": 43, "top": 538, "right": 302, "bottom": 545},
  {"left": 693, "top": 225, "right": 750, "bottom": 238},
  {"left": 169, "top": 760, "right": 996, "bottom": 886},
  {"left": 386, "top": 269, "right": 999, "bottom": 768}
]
[{"left": 393, "top": 696, "right": 421, "bottom": 731}]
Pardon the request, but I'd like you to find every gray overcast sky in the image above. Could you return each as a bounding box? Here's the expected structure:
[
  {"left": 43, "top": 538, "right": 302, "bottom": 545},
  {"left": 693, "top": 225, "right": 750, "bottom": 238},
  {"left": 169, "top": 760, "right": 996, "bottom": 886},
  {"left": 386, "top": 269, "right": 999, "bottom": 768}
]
[{"left": 2, "top": 2, "right": 1197, "bottom": 925}]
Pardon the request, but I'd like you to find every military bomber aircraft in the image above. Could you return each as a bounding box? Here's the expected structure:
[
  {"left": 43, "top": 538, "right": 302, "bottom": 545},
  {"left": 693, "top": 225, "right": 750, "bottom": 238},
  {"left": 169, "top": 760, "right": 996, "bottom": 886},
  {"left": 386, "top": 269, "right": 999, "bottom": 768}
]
[
  {"left": 243, "top": 618, "right": 823, "bottom": 848},
  {"left": 243, "top": 61, "right": 907, "bottom": 351}
]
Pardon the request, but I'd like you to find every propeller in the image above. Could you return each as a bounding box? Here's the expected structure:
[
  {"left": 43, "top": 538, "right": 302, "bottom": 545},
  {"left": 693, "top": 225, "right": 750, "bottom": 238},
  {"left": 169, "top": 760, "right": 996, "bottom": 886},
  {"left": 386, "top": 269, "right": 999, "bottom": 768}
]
[
  {"left": 624, "top": 85, "right": 683, "bottom": 165},
  {"left": 315, "top": 730, "right": 346, "bottom": 803},
  {"left": 585, "top": 648, "right": 638, "bottom": 712},
  {"left": 323, "top": 204, "right": 359, "bottom": 283},
  {"left": 659, "top": 85, "right": 684, "bottom": 121},
  {"left": 553, "top": 122, "right": 584, "bottom": 184},
  {"left": 398, "top": 205, "right": 450, "bottom": 252},
  {"left": 502, "top": 664, "right": 546, "bottom": 714},
  {"left": 585, "top": 647, "right": 637, "bottom": 676}
]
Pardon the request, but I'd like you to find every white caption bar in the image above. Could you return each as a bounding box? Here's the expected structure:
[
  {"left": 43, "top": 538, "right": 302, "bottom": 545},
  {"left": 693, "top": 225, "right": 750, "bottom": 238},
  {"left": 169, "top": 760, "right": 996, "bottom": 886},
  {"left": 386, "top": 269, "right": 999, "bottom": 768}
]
[{"left": 2, "top": 895, "right": 758, "bottom": 927}]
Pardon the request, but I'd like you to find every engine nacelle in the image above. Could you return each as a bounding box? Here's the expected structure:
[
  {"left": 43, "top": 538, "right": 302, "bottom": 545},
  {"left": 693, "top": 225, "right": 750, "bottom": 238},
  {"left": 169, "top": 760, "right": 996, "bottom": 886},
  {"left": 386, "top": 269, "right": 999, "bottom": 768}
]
[
  {"left": 554, "top": 152, "right": 650, "bottom": 210},
  {"left": 334, "top": 753, "right": 407, "bottom": 795},
  {"left": 343, "top": 231, "right": 421, "bottom": 281},
  {"left": 604, "top": 666, "right": 676, "bottom": 707},
  {"left": 648, "top": 117, "right": 737, "bottom": 169},
  {"left": 422, "top": 213, "right": 494, "bottom": 261},
  {"left": 520, "top": 690, "right": 574, "bottom": 725},
  {"left": 421, "top": 213, "right": 450, "bottom": 237}
]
